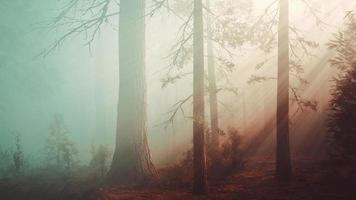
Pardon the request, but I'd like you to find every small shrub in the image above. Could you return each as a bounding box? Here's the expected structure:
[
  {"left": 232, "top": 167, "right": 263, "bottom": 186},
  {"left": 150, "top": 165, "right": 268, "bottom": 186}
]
[
  {"left": 159, "top": 149, "right": 193, "bottom": 186},
  {"left": 89, "top": 144, "right": 111, "bottom": 177},
  {"left": 207, "top": 127, "right": 246, "bottom": 177},
  {"left": 161, "top": 127, "right": 246, "bottom": 184},
  {"left": 0, "top": 146, "right": 11, "bottom": 178},
  {"left": 44, "top": 114, "right": 78, "bottom": 170}
]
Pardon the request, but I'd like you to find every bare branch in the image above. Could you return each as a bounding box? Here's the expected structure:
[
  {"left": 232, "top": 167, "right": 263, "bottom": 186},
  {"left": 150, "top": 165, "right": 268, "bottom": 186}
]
[{"left": 41, "top": 0, "right": 118, "bottom": 56}]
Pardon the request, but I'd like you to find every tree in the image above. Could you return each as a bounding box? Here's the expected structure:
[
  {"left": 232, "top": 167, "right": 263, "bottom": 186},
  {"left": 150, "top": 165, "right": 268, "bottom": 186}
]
[
  {"left": 12, "top": 134, "right": 24, "bottom": 174},
  {"left": 328, "top": 64, "right": 356, "bottom": 162},
  {"left": 0, "top": 146, "right": 11, "bottom": 177},
  {"left": 46, "top": 0, "right": 157, "bottom": 183},
  {"left": 159, "top": 0, "right": 249, "bottom": 129},
  {"left": 89, "top": 144, "right": 111, "bottom": 177},
  {"left": 245, "top": 0, "right": 320, "bottom": 166},
  {"left": 328, "top": 15, "right": 356, "bottom": 163},
  {"left": 45, "top": 114, "right": 77, "bottom": 170},
  {"left": 206, "top": 0, "right": 219, "bottom": 148},
  {"left": 108, "top": 0, "right": 157, "bottom": 183},
  {"left": 192, "top": 0, "right": 208, "bottom": 194},
  {"left": 276, "top": 0, "right": 292, "bottom": 182}
]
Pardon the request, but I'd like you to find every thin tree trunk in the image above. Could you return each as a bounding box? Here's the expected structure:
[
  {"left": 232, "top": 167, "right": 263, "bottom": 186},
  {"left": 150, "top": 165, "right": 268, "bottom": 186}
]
[
  {"left": 242, "top": 92, "right": 247, "bottom": 134},
  {"left": 108, "top": 0, "right": 156, "bottom": 183},
  {"left": 263, "top": 83, "right": 269, "bottom": 132},
  {"left": 276, "top": 0, "right": 292, "bottom": 182},
  {"left": 206, "top": 0, "right": 219, "bottom": 147},
  {"left": 193, "top": 0, "right": 208, "bottom": 194}
]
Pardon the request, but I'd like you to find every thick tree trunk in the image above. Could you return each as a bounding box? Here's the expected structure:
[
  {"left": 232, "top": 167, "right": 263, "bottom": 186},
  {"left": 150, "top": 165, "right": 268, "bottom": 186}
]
[
  {"left": 108, "top": 0, "right": 156, "bottom": 183},
  {"left": 193, "top": 0, "right": 208, "bottom": 195},
  {"left": 206, "top": 0, "right": 219, "bottom": 147},
  {"left": 276, "top": 0, "right": 292, "bottom": 182}
]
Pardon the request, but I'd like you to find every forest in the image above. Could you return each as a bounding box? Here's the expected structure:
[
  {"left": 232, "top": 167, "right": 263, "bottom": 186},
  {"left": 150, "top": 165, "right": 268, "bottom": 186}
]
[{"left": 0, "top": 0, "right": 355, "bottom": 199}]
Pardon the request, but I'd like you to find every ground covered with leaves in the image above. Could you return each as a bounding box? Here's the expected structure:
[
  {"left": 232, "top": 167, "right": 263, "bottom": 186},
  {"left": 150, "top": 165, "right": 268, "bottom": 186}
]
[
  {"left": 1, "top": 159, "right": 354, "bottom": 200},
  {"left": 90, "top": 159, "right": 355, "bottom": 200}
]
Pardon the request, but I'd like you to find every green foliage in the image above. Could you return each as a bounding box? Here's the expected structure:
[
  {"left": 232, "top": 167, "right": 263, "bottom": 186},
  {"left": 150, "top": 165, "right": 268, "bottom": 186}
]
[
  {"left": 328, "top": 15, "right": 356, "bottom": 162},
  {"left": 44, "top": 114, "right": 78, "bottom": 170}
]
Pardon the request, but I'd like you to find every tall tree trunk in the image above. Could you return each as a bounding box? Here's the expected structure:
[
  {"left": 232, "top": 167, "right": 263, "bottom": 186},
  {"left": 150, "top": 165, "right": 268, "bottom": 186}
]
[
  {"left": 95, "top": 64, "right": 106, "bottom": 144},
  {"left": 206, "top": 0, "right": 219, "bottom": 147},
  {"left": 242, "top": 92, "right": 247, "bottom": 134},
  {"left": 263, "top": 83, "right": 269, "bottom": 133},
  {"left": 193, "top": 0, "right": 208, "bottom": 194},
  {"left": 276, "top": 0, "right": 292, "bottom": 182},
  {"left": 108, "top": 0, "right": 156, "bottom": 183}
]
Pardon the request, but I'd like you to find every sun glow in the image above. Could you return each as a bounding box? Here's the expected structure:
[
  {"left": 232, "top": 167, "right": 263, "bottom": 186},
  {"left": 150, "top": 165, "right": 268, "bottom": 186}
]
[{"left": 0, "top": 0, "right": 355, "bottom": 198}]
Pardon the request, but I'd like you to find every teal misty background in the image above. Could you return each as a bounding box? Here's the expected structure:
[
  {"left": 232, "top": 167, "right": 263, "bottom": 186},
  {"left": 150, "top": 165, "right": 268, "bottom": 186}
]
[
  {"left": 0, "top": 0, "right": 192, "bottom": 166},
  {"left": 0, "top": 1, "right": 105, "bottom": 163},
  {"left": 1, "top": 0, "right": 354, "bottom": 167}
]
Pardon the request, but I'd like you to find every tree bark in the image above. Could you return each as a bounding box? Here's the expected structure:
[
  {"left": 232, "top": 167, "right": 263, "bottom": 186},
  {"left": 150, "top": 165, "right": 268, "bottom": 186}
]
[
  {"left": 276, "top": 0, "right": 292, "bottom": 182},
  {"left": 193, "top": 0, "right": 208, "bottom": 194},
  {"left": 108, "top": 0, "right": 156, "bottom": 183},
  {"left": 206, "top": 0, "right": 219, "bottom": 147}
]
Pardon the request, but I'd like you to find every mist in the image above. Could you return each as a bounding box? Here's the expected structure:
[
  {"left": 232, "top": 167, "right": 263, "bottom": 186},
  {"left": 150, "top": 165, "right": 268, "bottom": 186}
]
[{"left": 1, "top": 0, "right": 355, "bottom": 199}]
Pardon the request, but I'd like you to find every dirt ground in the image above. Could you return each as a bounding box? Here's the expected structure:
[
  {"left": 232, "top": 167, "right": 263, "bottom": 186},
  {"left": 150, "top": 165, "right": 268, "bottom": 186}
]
[
  {"left": 1, "top": 159, "right": 355, "bottom": 200},
  {"left": 90, "top": 159, "right": 356, "bottom": 200}
]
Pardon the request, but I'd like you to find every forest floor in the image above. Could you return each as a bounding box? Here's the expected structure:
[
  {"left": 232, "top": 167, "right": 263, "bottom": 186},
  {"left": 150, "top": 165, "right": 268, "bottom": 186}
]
[
  {"left": 90, "top": 159, "right": 355, "bottom": 200},
  {"left": 0, "top": 159, "right": 355, "bottom": 200}
]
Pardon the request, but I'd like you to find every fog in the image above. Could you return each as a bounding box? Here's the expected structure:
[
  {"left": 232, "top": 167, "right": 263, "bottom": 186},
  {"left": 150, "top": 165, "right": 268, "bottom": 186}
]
[{"left": 0, "top": 0, "right": 354, "bottom": 168}]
